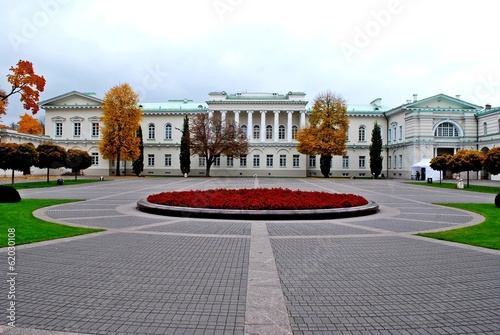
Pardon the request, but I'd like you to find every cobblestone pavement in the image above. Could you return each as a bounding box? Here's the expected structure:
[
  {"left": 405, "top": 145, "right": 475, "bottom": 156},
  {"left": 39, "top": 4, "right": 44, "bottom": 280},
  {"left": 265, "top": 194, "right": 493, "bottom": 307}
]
[{"left": 1, "top": 178, "right": 499, "bottom": 335}]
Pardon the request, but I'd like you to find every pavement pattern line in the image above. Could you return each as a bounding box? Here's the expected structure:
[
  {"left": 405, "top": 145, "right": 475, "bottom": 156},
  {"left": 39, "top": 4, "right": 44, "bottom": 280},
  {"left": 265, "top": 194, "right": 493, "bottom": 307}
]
[{"left": 244, "top": 221, "right": 292, "bottom": 335}]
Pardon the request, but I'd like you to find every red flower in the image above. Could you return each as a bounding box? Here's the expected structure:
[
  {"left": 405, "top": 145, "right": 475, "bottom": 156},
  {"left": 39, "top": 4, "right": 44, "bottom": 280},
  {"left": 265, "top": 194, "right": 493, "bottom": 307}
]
[{"left": 147, "top": 188, "right": 368, "bottom": 210}]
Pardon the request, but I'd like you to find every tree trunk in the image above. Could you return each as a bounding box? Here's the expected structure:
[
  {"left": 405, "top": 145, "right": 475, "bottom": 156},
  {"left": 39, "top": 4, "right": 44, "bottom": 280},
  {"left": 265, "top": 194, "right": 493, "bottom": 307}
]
[
  {"left": 205, "top": 164, "right": 211, "bottom": 177},
  {"left": 74, "top": 170, "right": 78, "bottom": 181},
  {"left": 11, "top": 169, "right": 15, "bottom": 187},
  {"left": 320, "top": 155, "right": 332, "bottom": 178},
  {"left": 46, "top": 168, "right": 50, "bottom": 183},
  {"left": 116, "top": 153, "right": 121, "bottom": 176}
]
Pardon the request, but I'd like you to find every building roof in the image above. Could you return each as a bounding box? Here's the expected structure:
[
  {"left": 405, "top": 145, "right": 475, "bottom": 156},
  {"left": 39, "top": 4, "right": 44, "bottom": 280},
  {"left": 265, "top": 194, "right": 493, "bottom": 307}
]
[
  {"left": 385, "top": 93, "right": 483, "bottom": 116},
  {"left": 140, "top": 100, "right": 208, "bottom": 113},
  {"left": 305, "top": 103, "right": 391, "bottom": 115},
  {"left": 38, "top": 90, "right": 103, "bottom": 106},
  {"left": 208, "top": 91, "right": 307, "bottom": 102},
  {"left": 475, "top": 106, "right": 500, "bottom": 117}
]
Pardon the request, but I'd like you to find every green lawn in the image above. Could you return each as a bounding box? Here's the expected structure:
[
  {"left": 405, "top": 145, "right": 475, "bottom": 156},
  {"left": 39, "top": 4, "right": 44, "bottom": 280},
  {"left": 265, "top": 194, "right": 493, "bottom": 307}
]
[
  {"left": 407, "top": 181, "right": 500, "bottom": 194},
  {"left": 1, "top": 179, "right": 104, "bottom": 189},
  {"left": 0, "top": 199, "right": 104, "bottom": 247},
  {"left": 417, "top": 203, "right": 500, "bottom": 250}
]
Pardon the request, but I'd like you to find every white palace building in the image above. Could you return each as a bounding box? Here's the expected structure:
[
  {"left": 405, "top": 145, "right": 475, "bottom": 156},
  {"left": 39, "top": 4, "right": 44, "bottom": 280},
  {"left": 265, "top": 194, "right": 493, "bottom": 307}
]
[{"left": 1, "top": 90, "right": 500, "bottom": 180}]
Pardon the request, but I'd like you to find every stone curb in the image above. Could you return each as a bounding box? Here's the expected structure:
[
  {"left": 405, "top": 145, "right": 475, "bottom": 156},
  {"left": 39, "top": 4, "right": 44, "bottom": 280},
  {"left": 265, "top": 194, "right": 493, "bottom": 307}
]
[{"left": 136, "top": 198, "right": 379, "bottom": 220}]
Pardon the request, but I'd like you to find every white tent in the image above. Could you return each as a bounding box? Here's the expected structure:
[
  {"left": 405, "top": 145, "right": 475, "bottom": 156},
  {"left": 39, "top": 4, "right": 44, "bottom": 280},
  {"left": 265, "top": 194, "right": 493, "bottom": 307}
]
[{"left": 411, "top": 159, "right": 441, "bottom": 181}]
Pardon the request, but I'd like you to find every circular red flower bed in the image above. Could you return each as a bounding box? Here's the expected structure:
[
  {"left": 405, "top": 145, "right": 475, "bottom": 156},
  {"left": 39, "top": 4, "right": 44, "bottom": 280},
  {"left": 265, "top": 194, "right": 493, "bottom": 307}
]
[{"left": 146, "top": 188, "right": 368, "bottom": 210}]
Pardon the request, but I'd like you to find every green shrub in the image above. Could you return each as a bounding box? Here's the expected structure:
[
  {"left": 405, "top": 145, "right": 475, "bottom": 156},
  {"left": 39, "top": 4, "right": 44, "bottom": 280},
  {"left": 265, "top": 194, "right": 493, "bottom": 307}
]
[
  {"left": 0, "top": 186, "right": 21, "bottom": 203},
  {"left": 495, "top": 193, "right": 500, "bottom": 208}
]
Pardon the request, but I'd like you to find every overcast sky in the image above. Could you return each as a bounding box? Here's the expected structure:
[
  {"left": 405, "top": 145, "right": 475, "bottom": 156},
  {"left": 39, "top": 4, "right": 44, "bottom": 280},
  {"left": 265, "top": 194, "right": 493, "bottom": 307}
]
[{"left": 1, "top": 0, "right": 499, "bottom": 126}]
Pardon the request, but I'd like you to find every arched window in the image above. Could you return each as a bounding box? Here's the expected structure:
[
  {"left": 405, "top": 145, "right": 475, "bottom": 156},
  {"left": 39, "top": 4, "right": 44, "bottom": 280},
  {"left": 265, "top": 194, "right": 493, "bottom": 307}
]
[
  {"left": 278, "top": 125, "right": 285, "bottom": 140},
  {"left": 253, "top": 125, "right": 260, "bottom": 139},
  {"left": 484, "top": 122, "right": 488, "bottom": 135},
  {"left": 291, "top": 125, "right": 298, "bottom": 140},
  {"left": 434, "top": 122, "right": 459, "bottom": 137},
  {"left": 266, "top": 125, "right": 273, "bottom": 139},
  {"left": 165, "top": 123, "right": 172, "bottom": 140},
  {"left": 148, "top": 123, "right": 155, "bottom": 139},
  {"left": 358, "top": 126, "right": 366, "bottom": 142},
  {"left": 241, "top": 124, "right": 248, "bottom": 137}
]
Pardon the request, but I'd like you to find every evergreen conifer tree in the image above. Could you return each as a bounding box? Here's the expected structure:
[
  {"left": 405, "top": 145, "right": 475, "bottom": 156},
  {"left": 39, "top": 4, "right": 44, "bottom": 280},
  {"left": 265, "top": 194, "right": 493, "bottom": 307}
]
[
  {"left": 132, "top": 126, "right": 144, "bottom": 176},
  {"left": 180, "top": 115, "right": 191, "bottom": 175},
  {"left": 369, "top": 121, "right": 383, "bottom": 178}
]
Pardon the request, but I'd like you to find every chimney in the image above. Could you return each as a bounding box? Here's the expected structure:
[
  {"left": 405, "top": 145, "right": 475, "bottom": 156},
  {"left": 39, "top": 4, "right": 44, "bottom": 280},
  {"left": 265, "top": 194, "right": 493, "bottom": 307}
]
[
  {"left": 370, "top": 98, "right": 382, "bottom": 106},
  {"left": 413, "top": 94, "right": 418, "bottom": 102},
  {"left": 485, "top": 104, "right": 491, "bottom": 110},
  {"left": 455, "top": 94, "right": 461, "bottom": 99}
]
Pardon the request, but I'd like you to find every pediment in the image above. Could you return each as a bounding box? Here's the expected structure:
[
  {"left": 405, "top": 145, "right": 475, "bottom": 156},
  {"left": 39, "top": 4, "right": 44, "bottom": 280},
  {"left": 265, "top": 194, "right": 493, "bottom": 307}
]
[
  {"left": 39, "top": 91, "right": 103, "bottom": 108},
  {"left": 406, "top": 94, "right": 481, "bottom": 110}
]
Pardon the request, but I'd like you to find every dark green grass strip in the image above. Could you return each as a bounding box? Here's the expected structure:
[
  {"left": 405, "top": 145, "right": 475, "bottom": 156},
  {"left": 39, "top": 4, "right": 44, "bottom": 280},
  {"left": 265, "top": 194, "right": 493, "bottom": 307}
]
[
  {"left": 417, "top": 203, "right": 500, "bottom": 250},
  {"left": 0, "top": 199, "right": 104, "bottom": 247}
]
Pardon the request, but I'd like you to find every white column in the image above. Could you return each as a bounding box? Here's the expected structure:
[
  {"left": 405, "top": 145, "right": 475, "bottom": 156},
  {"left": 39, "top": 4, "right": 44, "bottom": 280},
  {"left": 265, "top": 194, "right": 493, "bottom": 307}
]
[
  {"left": 260, "top": 111, "right": 266, "bottom": 143},
  {"left": 300, "top": 110, "right": 306, "bottom": 128},
  {"left": 234, "top": 110, "right": 240, "bottom": 126},
  {"left": 247, "top": 111, "right": 253, "bottom": 141},
  {"left": 287, "top": 111, "right": 293, "bottom": 143},
  {"left": 209, "top": 110, "right": 214, "bottom": 119},
  {"left": 221, "top": 110, "right": 227, "bottom": 126},
  {"left": 274, "top": 111, "right": 279, "bottom": 141}
]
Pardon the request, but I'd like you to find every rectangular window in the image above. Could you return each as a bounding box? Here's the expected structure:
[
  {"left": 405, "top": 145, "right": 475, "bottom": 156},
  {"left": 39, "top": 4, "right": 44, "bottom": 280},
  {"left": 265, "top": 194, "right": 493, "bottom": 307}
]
[
  {"left": 359, "top": 156, "right": 366, "bottom": 168},
  {"left": 240, "top": 155, "right": 247, "bottom": 167},
  {"left": 199, "top": 156, "right": 206, "bottom": 167},
  {"left": 227, "top": 156, "right": 233, "bottom": 168},
  {"left": 399, "top": 155, "right": 403, "bottom": 169},
  {"left": 148, "top": 154, "right": 155, "bottom": 167},
  {"left": 293, "top": 155, "right": 300, "bottom": 167},
  {"left": 266, "top": 154, "right": 273, "bottom": 167},
  {"left": 342, "top": 156, "right": 349, "bottom": 168},
  {"left": 393, "top": 127, "right": 397, "bottom": 142},
  {"left": 394, "top": 155, "right": 397, "bottom": 169},
  {"left": 388, "top": 129, "right": 392, "bottom": 142},
  {"left": 214, "top": 155, "right": 220, "bottom": 167},
  {"left": 92, "top": 123, "right": 99, "bottom": 137},
  {"left": 388, "top": 156, "right": 392, "bottom": 169},
  {"left": 309, "top": 155, "right": 316, "bottom": 168},
  {"left": 91, "top": 152, "right": 99, "bottom": 166},
  {"left": 73, "top": 123, "right": 81, "bottom": 137},
  {"left": 399, "top": 126, "right": 403, "bottom": 140},
  {"left": 280, "top": 155, "right": 287, "bottom": 167},
  {"left": 253, "top": 154, "right": 260, "bottom": 168},
  {"left": 55, "top": 123, "right": 62, "bottom": 136},
  {"left": 164, "top": 154, "right": 171, "bottom": 167}
]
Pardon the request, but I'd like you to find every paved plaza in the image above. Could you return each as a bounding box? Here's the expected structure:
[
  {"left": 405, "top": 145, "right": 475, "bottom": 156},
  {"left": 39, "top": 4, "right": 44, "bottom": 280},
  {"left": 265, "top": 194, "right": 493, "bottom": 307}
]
[{"left": 1, "top": 177, "right": 500, "bottom": 335}]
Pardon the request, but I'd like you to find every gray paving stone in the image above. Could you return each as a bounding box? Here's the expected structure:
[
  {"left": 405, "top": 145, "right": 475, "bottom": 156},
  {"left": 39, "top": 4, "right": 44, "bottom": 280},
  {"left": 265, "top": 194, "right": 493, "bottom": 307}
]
[{"left": 141, "top": 220, "right": 251, "bottom": 235}]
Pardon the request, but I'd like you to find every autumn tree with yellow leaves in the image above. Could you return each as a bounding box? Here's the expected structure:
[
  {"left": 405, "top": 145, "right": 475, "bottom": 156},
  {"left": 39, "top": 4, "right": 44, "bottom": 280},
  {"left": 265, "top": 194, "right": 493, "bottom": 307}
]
[
  {"left": 99, "top": 84, "right": 142, "bottom": 176},
  {"left": 17, "top": 113, "right": 43, "bottom": 134},
  {"left": 296, "top": 91, "right": 349, "bottom": 177},
  {"left": 0, "top": 60, "right": 46, "bottom": 120}
]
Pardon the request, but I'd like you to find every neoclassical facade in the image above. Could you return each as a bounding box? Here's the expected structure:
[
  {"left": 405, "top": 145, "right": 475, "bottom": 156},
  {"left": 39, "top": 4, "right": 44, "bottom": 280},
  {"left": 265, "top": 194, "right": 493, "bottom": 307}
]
[{"left": 1, "top": 90, "right": 500, "bottom": 180}]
